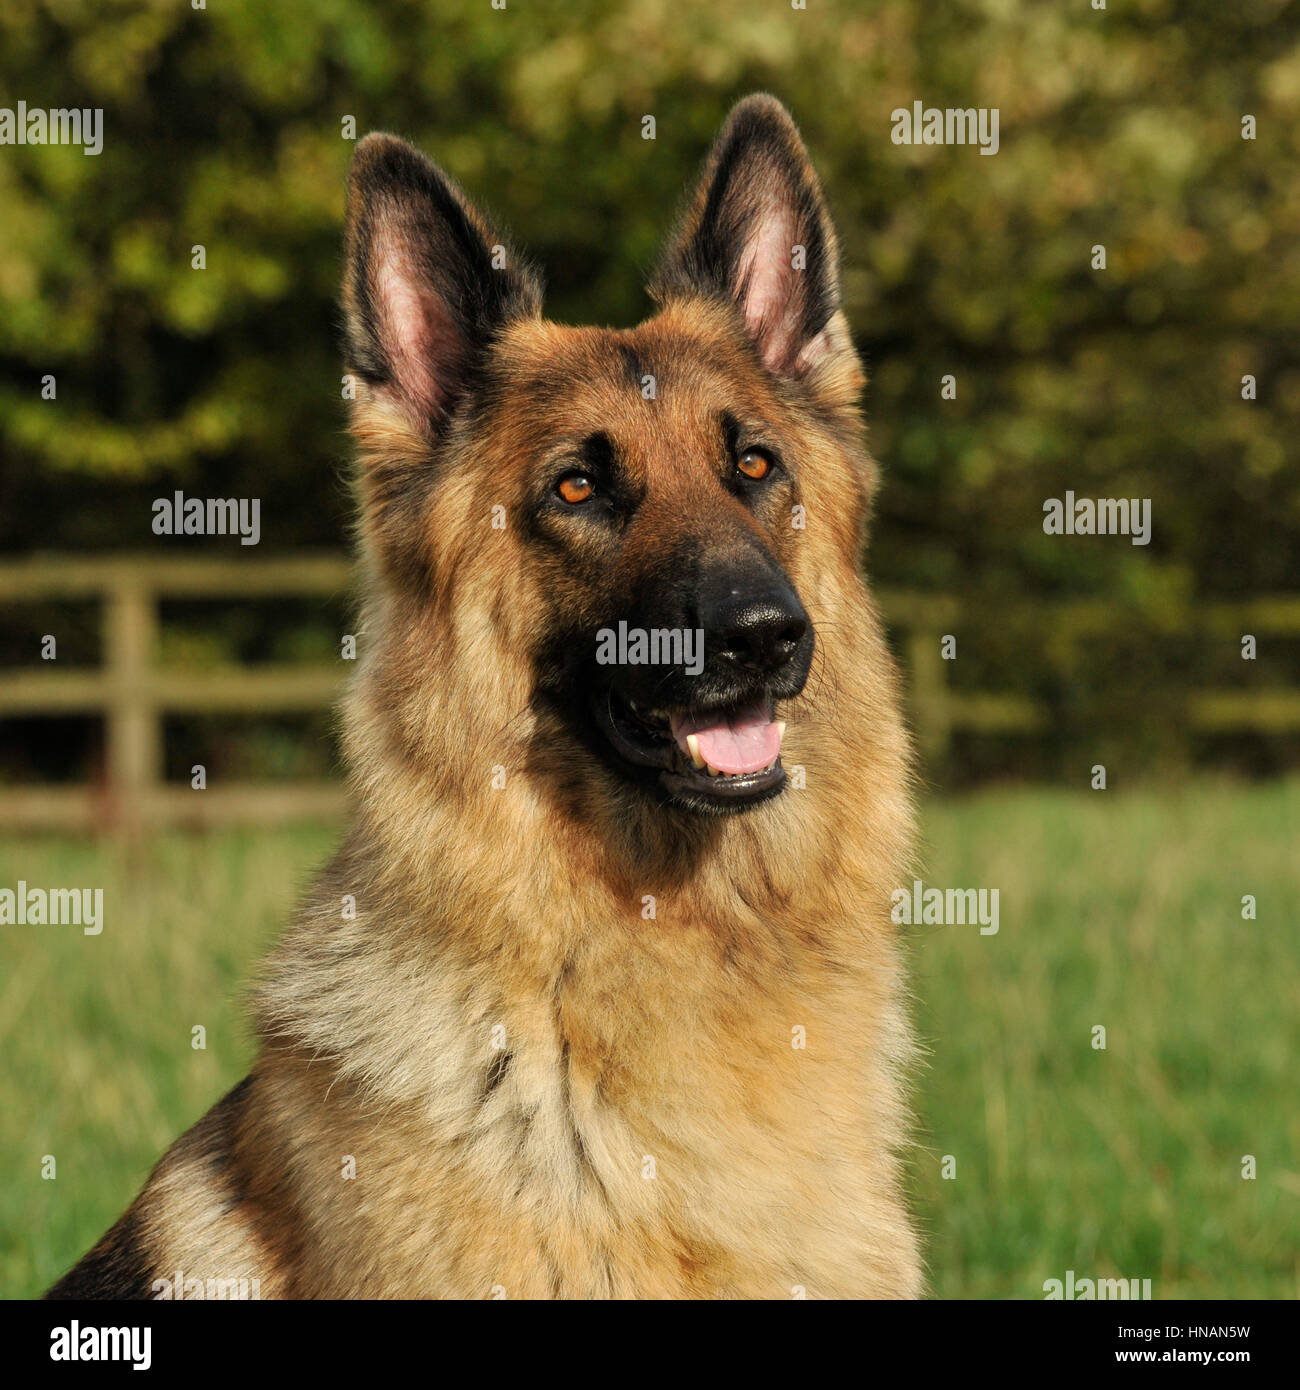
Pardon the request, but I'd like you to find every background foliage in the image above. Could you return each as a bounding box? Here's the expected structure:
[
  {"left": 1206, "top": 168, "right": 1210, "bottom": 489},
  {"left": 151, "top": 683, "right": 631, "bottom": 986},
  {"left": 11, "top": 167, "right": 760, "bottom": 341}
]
[{"left": 1, "top": 0, "right": 1298, "bottom": 784}]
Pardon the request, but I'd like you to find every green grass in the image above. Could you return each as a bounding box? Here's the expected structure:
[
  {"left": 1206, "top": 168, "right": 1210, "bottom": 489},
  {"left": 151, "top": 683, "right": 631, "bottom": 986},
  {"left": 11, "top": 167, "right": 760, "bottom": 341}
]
[
  {"left": 2, "top": 781, "right": 1296, "bottom": 1298},
  {"left": 910, "top": 778, "right": 1300, "bottom": 1299}
]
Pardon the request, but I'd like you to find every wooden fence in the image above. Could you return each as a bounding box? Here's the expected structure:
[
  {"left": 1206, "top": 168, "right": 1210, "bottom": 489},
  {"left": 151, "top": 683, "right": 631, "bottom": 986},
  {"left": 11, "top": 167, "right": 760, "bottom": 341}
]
[
  {"left": 0, "top": 555, "right": 349, "bottom": 830},
  {"left": 2, "top": 554, "right": 1299, "bottom": 831}
]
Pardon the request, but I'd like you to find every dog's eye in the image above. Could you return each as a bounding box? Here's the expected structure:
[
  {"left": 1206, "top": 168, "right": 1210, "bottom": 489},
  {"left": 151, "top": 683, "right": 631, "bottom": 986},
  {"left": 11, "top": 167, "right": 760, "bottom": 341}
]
[
  {"left": 557, "top": 473, "right": 595, "bottom": 504},
  {"left": 736, "top": 449, "right": 773, "bottom": 482}
]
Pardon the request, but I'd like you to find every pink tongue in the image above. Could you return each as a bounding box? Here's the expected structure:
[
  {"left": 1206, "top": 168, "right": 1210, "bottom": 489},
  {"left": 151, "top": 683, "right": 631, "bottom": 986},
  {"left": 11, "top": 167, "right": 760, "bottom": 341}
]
[{"left": 670, "top": 703, "right": 781, "bottom": 776}]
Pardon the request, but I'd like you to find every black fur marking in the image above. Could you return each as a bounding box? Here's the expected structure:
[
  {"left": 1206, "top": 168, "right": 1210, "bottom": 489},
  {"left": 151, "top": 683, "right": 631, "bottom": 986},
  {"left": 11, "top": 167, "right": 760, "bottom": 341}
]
[
  {"left": 618, "top": 342, "right": 646, "bottom": 389},
  {"left": 45, "top": 1208, "right": 154, "bottom": 1301},
  {"left": 480, "top": 1049, "right": 513, "bottom": 1103},
  {"left": 212, "top": 1075, "right": 255, "bottom": 1214},
  {"left": 579, "top": 431, "right": 616, "bottom": 475}
]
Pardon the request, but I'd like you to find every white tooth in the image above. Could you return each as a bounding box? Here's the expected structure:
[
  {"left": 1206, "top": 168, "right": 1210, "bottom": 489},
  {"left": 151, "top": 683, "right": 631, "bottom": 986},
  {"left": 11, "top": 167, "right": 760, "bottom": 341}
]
[
  {"left": 776, "top": 721, "right": 786, "bottom": 742},
  {"left": 686, "top": 734, "right": 706, "bottom": 769},
  {"left": 707, "top": 763, "right": 721, "bottom": 777}
]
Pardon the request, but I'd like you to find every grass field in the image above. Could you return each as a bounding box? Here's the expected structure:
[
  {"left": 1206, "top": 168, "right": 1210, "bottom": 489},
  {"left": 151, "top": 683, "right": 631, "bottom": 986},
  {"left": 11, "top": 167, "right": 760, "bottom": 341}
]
[{"left": 2, "top": 779, "right": 1297, "bottom": 1299}]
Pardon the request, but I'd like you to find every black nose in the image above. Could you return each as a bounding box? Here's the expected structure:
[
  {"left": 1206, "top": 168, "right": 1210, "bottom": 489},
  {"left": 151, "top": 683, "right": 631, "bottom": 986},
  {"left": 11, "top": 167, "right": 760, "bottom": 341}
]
[{"left": 708, "top": 591, "right": 808, "bottom": 674}]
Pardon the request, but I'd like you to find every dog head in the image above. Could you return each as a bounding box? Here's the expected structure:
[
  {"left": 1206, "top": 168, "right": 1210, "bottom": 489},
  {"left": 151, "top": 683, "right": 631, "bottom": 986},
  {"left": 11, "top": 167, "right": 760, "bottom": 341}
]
[{"left": 341, "top": 96, "right": 885, "bottom": 825}]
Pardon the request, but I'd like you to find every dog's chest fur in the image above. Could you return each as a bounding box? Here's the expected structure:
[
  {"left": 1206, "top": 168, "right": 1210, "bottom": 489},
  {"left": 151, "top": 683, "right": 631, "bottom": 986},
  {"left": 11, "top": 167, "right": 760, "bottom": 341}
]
[
  {"left": 258, "top": 922, "right": 917, "bottom": 1289},
  {"left": 247, "top": 871, "right": 917, "bottom": 1299}
]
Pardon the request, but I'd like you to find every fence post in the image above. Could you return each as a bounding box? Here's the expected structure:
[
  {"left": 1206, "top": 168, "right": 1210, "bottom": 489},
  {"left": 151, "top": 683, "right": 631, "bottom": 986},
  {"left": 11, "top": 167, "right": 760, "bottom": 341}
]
[{"left": 103, "top": 567, "right": 160, "bottom": 831}]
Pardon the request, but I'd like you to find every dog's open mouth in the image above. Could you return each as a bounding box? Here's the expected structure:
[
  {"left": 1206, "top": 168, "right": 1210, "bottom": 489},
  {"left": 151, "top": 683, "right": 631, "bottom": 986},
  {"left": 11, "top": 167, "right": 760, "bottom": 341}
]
[{"left": 593, "top": 688, "right": 787, "bottom": 809}]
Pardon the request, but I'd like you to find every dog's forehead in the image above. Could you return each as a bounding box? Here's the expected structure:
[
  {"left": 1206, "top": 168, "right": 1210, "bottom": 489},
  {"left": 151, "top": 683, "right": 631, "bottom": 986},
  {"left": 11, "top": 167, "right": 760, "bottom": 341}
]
[{"left": 491, "top": 312, "right": 775, "bottom": 442}]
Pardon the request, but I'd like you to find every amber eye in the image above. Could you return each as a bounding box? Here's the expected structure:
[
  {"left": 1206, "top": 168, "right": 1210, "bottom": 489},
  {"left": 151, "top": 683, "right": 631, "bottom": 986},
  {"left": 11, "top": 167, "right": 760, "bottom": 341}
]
[
  {"left": 557, "top": 473, "right": 595, "bottom": 504},
  {"left": 736, "top": 449, "right": 772, "bottom": 481}
]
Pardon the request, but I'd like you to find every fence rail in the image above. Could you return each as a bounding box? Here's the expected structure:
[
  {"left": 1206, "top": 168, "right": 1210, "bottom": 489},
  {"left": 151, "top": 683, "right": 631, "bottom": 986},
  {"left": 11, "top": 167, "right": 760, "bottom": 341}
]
[
  {"left": 1, "top": 555, "right": 351, "bottom": 831},
  {"left": 2, "top": 554, "right": 1298, "bottom": 831}
]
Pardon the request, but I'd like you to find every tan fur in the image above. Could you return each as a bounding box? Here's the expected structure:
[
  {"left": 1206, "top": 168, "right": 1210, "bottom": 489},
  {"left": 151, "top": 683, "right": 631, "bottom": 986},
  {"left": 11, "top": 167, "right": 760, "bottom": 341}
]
[{"left": 54, "top": 100, "right": 921, "bottom": 1301}]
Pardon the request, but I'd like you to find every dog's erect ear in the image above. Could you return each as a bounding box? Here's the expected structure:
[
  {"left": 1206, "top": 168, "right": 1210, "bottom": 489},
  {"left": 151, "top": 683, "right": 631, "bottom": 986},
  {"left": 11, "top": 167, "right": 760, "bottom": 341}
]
[
  {"left": 649, "top": 94, "right": 855, "bottom": 386},
  {"left": 342, "top": 133, "right": 541, "bottom": 437}
]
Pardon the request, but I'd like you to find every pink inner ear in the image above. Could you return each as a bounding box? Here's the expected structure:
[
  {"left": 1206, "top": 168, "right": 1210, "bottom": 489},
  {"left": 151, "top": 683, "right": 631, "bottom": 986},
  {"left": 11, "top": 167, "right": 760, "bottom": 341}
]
[
  {"left": 734, "top": 202, "right": 804, "bottom": 374},
  {"left": 371, "top": 231, "right": 458, "bottom": 424}
]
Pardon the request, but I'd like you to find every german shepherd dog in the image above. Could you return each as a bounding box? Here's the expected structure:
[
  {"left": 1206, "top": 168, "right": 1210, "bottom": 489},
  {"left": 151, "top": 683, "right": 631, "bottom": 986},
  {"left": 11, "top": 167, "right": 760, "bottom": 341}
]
[{"left": 49, "top": 94, "right": 919, "bottom": 1299}]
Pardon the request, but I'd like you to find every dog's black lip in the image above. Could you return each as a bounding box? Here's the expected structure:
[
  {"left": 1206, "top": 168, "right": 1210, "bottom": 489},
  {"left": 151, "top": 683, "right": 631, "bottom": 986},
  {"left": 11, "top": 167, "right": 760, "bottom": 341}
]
[
  {"left": 591, "top": 686, "right": 785, "bottom": 807},
  {"left": 660, "top": 760, "right": 786, "bottom": 804},
  {"left": 592, "top": 688, "right": 676, "bottom": 769}
]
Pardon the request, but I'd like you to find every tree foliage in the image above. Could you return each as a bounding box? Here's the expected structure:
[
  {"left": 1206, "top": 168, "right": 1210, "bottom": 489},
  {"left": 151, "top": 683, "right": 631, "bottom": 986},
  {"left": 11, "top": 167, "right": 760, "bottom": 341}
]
[{"left": 1, "top": 0, "right": 1297, "bottom": 775}]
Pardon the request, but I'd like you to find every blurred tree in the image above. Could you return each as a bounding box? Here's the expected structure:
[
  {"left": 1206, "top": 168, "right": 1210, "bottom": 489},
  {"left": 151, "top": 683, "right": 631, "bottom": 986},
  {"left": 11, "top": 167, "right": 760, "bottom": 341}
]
[{"left": 1, "top": 0, "right": 1297, "bottom": 778}]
